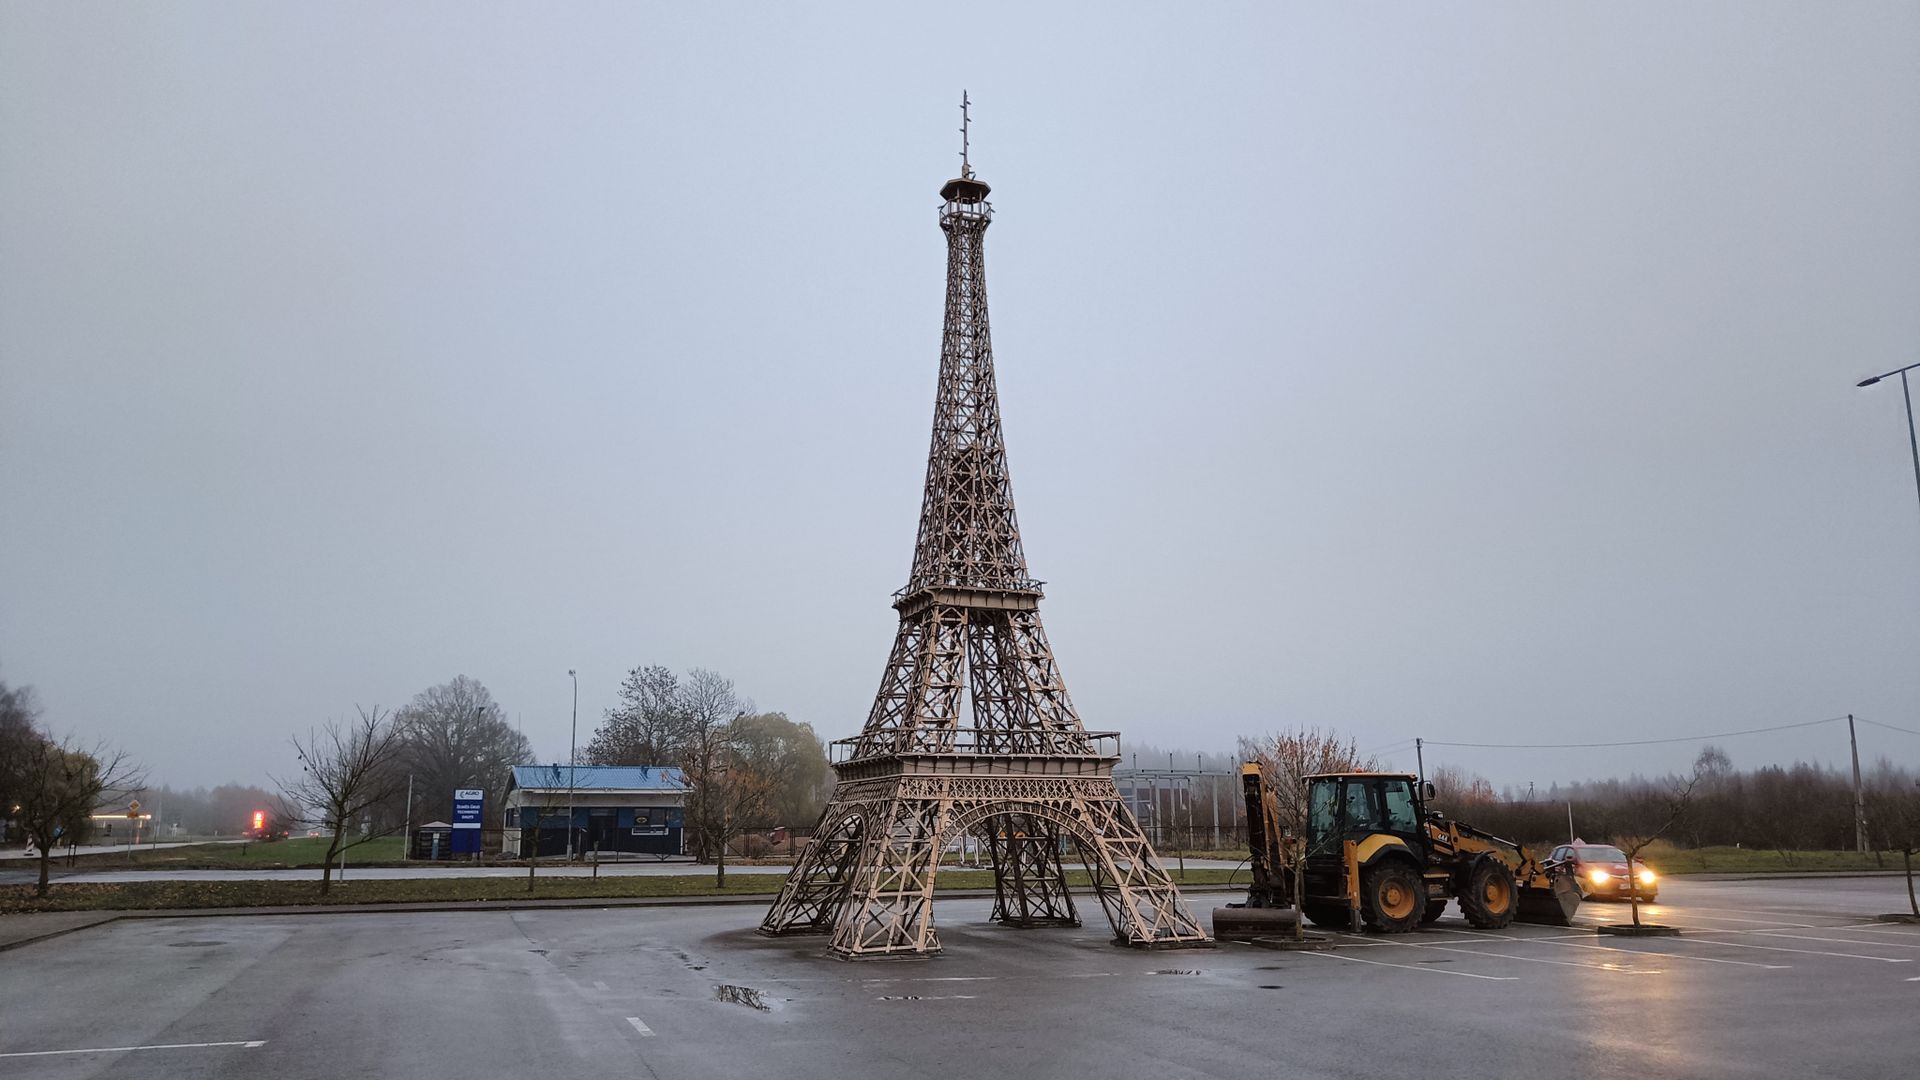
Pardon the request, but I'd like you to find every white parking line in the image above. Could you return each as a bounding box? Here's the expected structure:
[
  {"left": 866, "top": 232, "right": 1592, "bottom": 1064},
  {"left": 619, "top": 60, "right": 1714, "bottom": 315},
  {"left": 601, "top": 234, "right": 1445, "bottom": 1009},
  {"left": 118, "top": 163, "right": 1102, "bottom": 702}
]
[
  {"left": 1648, "top": 912, "right": 1822, "bottom": 928},
  {"left": 1836, "top": 922, "right": 1920, "bottom": 936},
  {"left": 1329, "top": 931, "right": 1656, "bottom": 973},
  {"left": 1673, "top": 935, "right": 1909, "bottom": 963},
  {"left": 1392, "top": 941, "right": 1658, "bottom": 974},
  {"left": 1445, "top": 927, "right": 1791, "bottom": 969},
  {"left": 0, "top": 1040, "right": 267, "bottom": 1059},
  {"left": 1670, "top": 904, "right": 1862, "bottom": 923},
  {"left": 1562, "top": 939, "right": 1790, "bottom": 969},
  {"left": 625, "top": 1017, "right": 655, "bottom": 1037},
  {"left": 1752, "top": 930, "right": 1920, "bottom": 950},
  {"left": 1304, "top": 949, "right": 1518, "bottom": 980}
]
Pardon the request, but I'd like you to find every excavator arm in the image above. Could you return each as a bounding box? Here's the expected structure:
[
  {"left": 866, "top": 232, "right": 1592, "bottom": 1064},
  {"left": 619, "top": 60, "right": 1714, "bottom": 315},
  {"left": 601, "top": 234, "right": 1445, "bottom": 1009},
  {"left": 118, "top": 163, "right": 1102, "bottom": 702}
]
[{"left": 1211, "top": 762, "right": 1307, "bottom": 940}]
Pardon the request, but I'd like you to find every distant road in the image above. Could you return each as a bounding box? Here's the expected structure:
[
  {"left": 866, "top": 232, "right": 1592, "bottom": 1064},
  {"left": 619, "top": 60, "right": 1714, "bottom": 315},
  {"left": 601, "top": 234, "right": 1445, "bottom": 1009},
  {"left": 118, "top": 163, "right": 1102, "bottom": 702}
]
[
  {"left": 0, "top": 857, "right": 1244, "bottom": 887},
  {"left": 0, "top": 839, "right": 246, "bottom": 863}
]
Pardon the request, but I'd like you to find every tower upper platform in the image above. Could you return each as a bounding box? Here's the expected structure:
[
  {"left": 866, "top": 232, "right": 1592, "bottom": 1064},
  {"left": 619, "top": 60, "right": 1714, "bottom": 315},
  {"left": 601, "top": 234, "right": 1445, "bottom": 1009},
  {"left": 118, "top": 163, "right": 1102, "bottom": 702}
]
[{"left": 940, "top": 175, "right": 991, "bottom": 203}]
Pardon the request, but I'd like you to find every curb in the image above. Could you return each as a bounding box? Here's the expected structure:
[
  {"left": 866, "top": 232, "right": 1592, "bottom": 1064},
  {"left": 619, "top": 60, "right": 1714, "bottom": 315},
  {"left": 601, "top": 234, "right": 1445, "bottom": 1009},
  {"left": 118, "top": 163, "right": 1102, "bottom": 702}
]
[
  {"left": 0, "top": 915, "right": 123, "bottom": 954},
  {"left": 0, "top": 885, "right": 1246, "bottom": 952},
  {"left": 1673, "top": 870, "right": 1909, "bottom": 881}
]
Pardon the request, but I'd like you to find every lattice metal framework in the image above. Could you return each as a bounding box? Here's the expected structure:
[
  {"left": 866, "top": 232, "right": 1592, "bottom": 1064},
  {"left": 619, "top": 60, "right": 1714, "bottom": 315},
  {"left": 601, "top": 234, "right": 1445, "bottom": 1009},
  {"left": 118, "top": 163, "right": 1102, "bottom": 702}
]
[{"left": 759, "top": 112, "right": 1208, "bottom": 957}]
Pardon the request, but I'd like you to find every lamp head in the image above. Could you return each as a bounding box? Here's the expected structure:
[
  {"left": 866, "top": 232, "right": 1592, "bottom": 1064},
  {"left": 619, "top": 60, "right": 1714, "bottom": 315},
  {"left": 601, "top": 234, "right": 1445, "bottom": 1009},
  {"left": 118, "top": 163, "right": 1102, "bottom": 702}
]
[{"left": 1857, "top": 376, "right": 1883, "bottom": 388}]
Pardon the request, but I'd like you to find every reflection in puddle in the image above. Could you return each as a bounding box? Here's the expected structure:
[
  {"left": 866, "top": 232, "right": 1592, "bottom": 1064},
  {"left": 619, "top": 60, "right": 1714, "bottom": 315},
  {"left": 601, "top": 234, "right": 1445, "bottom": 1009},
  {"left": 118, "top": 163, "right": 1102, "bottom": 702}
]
[{"left": 714, "top": 984, "right": 773, "bottom": 1011}]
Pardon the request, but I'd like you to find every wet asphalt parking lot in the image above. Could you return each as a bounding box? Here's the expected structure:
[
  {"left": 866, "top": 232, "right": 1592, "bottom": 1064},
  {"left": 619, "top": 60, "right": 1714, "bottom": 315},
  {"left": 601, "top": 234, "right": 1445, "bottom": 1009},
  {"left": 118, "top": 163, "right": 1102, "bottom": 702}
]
[{"left": 2, "top": 877, "right": 1916, "bottom": 1079}]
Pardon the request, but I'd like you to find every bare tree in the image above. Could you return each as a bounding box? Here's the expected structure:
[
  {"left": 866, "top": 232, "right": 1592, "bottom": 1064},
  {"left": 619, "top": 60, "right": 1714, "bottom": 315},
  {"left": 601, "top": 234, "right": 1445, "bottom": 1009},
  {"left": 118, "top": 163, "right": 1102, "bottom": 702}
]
[
  {"left": 1236, "top": 728, "right": 1376, "bottom": 840},
  {"left": 1613, "top": 769, "right": 1703, "bottom": 929},
  {"left": 675, "top": 669, "right": 775, "bottom": 886},
  {"left": 1428, "top": 764, "right": 1497, "bottom": 812},
  {"left": 9, "top": 723, "right": 146, "bottom": 896},
  {"left": 582, "top": 664, "right": 815, "bottom": 883},
  {"left": 585, "top": 665, "right": 691, "bottom": 765},
  {"left": 680, "top": 729, "right": 777, "bottom": 888},
  {"left": 388, "top": 675, "right": 532, "bottom": 828},
  {"left": 276, "top": 707, "right": 406, "bottom": 895},
  {"left": 1866, "top": 777, "right": 1920, "bottom": 918},
  {"left": 517, "top": 762, "right": 575, "bottom": 892}
]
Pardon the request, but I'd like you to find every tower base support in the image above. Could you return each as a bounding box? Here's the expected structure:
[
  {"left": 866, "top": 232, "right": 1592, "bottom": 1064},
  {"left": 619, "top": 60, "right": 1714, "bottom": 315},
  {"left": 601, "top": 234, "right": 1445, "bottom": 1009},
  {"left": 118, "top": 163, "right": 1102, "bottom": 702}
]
[{"left": 760, "top": 773, "right": 1209, "bottom": 958}]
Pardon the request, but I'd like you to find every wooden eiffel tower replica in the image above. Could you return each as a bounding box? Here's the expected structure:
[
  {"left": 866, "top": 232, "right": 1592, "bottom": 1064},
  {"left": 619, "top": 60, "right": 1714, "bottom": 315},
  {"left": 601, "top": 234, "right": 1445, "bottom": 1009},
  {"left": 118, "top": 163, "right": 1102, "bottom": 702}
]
[{"left": 759, "top": 99, "right": 1208, "bottom": 958}]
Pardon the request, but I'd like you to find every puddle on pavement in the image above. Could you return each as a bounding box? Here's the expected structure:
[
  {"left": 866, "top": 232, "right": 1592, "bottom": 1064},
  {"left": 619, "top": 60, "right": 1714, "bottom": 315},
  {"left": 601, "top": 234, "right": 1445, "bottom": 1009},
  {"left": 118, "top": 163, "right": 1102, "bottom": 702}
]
[
  {"left": 714, "top": 984, "right": 773, "bottom": 1012},
  {"left": 167, "top": 941, "right": 225, "bottom": 948}
]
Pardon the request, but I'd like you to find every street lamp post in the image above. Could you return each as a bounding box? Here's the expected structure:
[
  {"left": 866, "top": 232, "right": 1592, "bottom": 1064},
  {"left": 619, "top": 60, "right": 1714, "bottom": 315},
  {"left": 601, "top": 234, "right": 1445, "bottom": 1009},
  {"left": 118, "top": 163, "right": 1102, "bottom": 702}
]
[
  {"left": 1858, "top": 360, "right": 1920, "bottom": 538},
  {"left": 567, "top": 669, "right": 578, "bottom": 861}
]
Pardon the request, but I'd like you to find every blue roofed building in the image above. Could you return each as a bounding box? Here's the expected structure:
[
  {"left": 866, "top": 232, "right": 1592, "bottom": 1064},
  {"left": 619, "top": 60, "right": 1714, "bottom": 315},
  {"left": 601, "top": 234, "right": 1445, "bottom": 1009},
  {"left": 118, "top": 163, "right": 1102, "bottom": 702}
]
[{"left": 504, "top": 764, "right": 688, "bottom": 859}]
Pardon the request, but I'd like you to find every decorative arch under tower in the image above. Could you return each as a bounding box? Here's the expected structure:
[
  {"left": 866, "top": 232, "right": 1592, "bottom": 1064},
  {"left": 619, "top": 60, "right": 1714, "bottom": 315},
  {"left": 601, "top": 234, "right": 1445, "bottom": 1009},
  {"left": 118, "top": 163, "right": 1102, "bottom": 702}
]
[{"left": 758, "top": 107, "right": 1208, "bottom": 958}]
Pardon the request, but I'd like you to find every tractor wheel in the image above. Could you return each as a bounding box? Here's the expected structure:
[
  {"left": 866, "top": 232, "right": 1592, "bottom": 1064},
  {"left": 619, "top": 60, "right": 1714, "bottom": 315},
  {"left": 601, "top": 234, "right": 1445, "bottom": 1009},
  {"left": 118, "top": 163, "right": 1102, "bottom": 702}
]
[
  {"left": 1301, "top": 901, "right": 1352, "bottom": 930},
  {"left": 1460, "top": 858, "right": 1518, "bottom": 929},
  {"left": 1420, "top": 899, "right": 1448, "bottom": 926},
  {"left": 1360, "top": 862, "right": 1423, "bottom": 933}
]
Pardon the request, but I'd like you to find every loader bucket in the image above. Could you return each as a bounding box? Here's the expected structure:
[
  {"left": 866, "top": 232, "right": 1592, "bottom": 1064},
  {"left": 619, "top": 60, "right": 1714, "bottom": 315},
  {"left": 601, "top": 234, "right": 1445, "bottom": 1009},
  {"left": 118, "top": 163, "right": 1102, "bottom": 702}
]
[
  {"left": 1515, "top": 873, "right": 1581, "bottom": 927},
  {"left": 1212, "top": 905, "right": 1302, "bottom": 941}
]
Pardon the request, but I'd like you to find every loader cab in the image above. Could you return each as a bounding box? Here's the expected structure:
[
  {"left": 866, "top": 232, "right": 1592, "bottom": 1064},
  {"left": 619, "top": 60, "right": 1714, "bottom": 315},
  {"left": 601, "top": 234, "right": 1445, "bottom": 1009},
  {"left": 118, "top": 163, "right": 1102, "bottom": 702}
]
[{"left": 1303, "top": 772, "right": 1429, "bottom": 858}]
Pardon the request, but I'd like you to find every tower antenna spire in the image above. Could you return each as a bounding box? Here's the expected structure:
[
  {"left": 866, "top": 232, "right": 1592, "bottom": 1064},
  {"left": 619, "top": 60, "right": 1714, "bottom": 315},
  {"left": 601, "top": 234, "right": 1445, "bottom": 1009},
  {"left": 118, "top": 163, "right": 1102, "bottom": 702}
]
[{"left": 960, "top": 90, "right": 973, "bottom": 179}]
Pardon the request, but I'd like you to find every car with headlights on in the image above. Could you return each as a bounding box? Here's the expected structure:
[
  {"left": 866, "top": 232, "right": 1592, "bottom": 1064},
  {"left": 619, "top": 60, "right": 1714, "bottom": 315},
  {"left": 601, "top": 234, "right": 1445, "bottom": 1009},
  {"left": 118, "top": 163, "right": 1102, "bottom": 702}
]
[{"left": 1545, "top": 841, "right": 1658, "bottom": 902}]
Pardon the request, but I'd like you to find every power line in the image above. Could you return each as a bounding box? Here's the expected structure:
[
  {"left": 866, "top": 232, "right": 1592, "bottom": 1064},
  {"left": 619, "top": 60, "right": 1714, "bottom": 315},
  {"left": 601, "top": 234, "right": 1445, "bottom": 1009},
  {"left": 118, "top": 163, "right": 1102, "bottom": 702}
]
[
  {"left": 1360, "top": 737, "right": 1417, "bottom": 757},
  {"left": 1858, "top": 717, "right": 1920, "bottom": 738},
  {"left": 1423, "top": 715, "right": 1850, "bottom": 751}
]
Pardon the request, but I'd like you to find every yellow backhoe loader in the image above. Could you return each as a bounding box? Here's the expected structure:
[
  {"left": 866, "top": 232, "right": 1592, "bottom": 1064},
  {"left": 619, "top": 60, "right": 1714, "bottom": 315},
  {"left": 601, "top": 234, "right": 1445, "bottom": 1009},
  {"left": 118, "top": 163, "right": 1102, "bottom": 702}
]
[{"left": 1214, "top": 763, "right": 1581, "bottom": 939}]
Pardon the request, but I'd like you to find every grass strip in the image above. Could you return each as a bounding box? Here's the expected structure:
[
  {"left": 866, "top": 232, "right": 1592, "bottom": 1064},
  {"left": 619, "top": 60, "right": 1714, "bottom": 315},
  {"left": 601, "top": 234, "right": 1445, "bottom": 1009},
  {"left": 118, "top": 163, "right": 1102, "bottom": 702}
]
[{"left": 0, "top": 868, "right": 1247, "bottom": 915}]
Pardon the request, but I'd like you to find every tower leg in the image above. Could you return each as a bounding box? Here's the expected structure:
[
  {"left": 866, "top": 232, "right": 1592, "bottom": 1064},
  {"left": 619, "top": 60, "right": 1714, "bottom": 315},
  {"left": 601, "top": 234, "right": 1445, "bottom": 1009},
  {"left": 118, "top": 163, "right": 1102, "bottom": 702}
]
[
  {"left": 829, "top": 795, "right": 949, "bottom": 957},
  {"left": 1068, "top": 793, "right": 1210, "bottom": 948},
  {"left": 759, "top": 804, "right": 865, "bottom": 937},
  {"left": 987, "top": 815, "right": 1078, "bottom": 928}
]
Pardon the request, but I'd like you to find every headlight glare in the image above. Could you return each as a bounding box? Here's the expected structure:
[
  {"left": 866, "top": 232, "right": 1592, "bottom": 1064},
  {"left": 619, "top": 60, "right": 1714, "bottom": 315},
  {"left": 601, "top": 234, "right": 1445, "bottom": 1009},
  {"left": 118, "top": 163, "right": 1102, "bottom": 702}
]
[
  {"left": 1588, "top": 869, "right": 1610, "bottom": 884},
  {"left": 1637, "top": 869, "right": 1656, "bottom": 885}
]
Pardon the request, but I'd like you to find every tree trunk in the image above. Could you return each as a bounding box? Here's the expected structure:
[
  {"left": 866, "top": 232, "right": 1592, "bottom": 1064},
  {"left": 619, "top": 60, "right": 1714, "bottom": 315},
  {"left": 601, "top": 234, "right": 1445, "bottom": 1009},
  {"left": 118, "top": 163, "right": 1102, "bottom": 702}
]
[
  {"left": 1905, "top": 847, "right": 1917, "bottom": 918},
  {"left": 35, "top": 844, "right": 52, "bottom": 898},
  {"left": 1628, "top": 850, "right": 1642, "bottom": 927},
  {"left": 716, "top": 833, "right": 727, "bottom": 888},
  {"left": 320, "top": 831, "right": 339, "bottom": 896}
]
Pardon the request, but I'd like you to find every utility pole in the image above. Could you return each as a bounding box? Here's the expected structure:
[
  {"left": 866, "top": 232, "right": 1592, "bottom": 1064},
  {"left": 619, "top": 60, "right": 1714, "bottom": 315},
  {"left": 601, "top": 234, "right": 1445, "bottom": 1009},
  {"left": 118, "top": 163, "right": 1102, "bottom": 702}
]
[
  {"left": 401, "top": 773, "right": 414, "bottom": 861},
  {"left": 567, "top": 670, "right": 579, "bottom": 861},
  {"left": 1856, "top": 361, "right": 1920, "bottom": 550},
  {"left": 1202, "top": 754, "right": 1218, "bottom": 848},
  {"left": 1414, "top": 737, "right": 1425, "bottom": 786},
  {"left": 1849, "top": 714, "right": 1868, "bottom": 854}
]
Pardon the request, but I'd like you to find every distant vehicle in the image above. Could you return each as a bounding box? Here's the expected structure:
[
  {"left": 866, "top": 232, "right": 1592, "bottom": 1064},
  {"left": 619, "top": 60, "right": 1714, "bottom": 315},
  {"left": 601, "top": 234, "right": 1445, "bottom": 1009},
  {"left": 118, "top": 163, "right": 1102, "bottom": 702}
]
[
  {"left": 246, "top": 810, "right": 290, "bottom": 841},
  {"left": 1546, "top": 841, "right": 1658, "bottom": 902}
]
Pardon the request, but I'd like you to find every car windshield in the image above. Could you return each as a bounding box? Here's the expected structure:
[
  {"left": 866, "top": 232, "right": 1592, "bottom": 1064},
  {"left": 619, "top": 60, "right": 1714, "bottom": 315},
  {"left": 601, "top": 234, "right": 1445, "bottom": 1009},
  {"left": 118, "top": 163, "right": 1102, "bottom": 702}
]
[{"left": 1579, "top": 845, "right": 1628, "bottom": 862}]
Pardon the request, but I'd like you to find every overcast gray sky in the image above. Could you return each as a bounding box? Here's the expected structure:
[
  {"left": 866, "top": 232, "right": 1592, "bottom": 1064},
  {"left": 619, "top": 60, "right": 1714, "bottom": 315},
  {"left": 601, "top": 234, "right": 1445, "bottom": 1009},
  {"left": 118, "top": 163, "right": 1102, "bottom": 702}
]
[{"left": 4, "top": 3, "right": 1918, "bottom": 793}]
